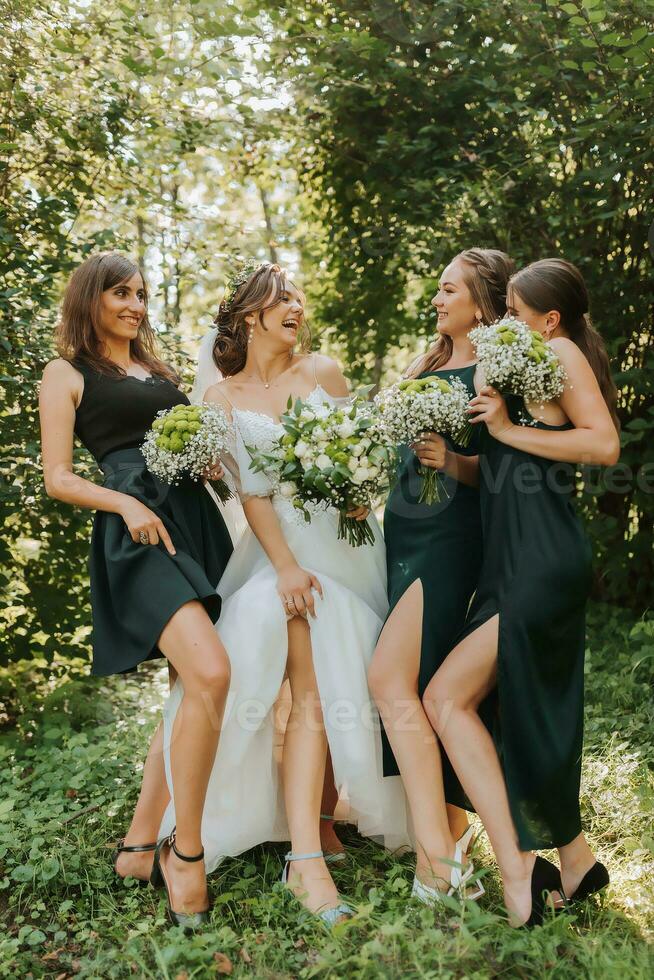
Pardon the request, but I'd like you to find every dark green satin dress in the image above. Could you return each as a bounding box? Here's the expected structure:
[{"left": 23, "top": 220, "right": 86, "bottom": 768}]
[
  {"left": 381, "top": 365, "right": 482, "bottom": 808},
  {"left": 71, "top": 359, "right": 233, "bottom": 676},
  {"left": 459, "top": 395, "right": 593, "bottom": 849}
]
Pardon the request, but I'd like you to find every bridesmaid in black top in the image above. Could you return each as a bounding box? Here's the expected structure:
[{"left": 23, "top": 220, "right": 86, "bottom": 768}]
[
  {"left": 369, "top": 248, "right": 515, "bottom": 904},
  {"left": 70, "top": 359, "right": 232, "bottom": 674},
  {"left": 40, "top": 252, "right": 233, "bottom": 928},
  {"left": 423, "top": 259, "right": 620, "bottom": 926}
]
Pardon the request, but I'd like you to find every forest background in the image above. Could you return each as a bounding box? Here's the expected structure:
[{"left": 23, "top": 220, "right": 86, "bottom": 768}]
[{"left": 1, "top": 1, "right": 653, "bottom": 977}]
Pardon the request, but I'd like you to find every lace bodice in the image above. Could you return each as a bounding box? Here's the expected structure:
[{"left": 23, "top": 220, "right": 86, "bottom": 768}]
[{"left": 222, "top": 384, "right": 349, "bottom": 527}]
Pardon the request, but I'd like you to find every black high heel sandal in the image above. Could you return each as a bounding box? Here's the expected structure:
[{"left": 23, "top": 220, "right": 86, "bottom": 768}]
[
  {"left": 150, "top": 829, "right": 210, "bottom": 930},
  {"left": 566, "top": 861, "right": 610, "bottom": 904},
  {"left": 522, "top": 856, "right": 568, "bottom": 928},
  {"left": 112, "top": 839, "right": 158, "bottom": 886}
]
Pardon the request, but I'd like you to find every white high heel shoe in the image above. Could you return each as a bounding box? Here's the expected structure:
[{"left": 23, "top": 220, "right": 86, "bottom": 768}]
[
  {"left": 412, "top": 837, "right": 485, "bottom": 905},
  {"left": 281, "top": 850, "right": 353, "bottom": 927},
  {"left": 456, "top": 824, "right": 476, "bottom": 856}
]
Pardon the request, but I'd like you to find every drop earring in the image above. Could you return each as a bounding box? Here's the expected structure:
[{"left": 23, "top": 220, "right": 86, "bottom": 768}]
[{"left": 248, "top": 326, "right": 254, "bottom": 345}]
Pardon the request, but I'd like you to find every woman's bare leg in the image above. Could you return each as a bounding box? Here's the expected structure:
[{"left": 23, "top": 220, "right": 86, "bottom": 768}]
[
  {"left": 116, "top": 666, "right": 178, "bottom": 881},
  {"left": 319, "top": 751, "right": 345, "bottom": 856},
  {"left": 283, "top": 616, "right": 340, "bottom": 913},
  {"left": 368, "top": 580, "right": 456, "bottom": 889},
  {"left": 423, "top": 616, "right": 562, "bottom": 924},
  {"left": 447, "top": 804, "right": 471, "bottom": 845},
  {"left": 558, "top": 833, "right": 598, "bottom": 897},
  {"left": 155, "top": 601, "right": 231, "bottom": 915}
]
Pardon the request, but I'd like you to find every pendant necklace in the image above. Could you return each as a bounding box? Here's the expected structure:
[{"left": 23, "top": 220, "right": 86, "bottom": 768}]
[
  {"left": 243, "top": 355, "right": 294, "bottom": 389},
  {"left": 243, "top": 374, "right": 275, "bottom": 389}
]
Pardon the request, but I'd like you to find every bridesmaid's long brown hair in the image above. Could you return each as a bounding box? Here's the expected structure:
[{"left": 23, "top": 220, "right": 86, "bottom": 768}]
[
  {"left": 56, "top": 252, "right": 177, "bottom": 382},
  {"left": 406, "top": 247, "right": 515, "bottom": 378},
  {"left": 509, "top": 258, "right": 619, "bottom": 429}
]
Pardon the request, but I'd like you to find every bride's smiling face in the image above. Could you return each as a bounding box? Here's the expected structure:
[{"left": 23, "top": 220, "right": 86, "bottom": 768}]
[{"left": 249, "top": 280, "right": 305, "bottom": 351}]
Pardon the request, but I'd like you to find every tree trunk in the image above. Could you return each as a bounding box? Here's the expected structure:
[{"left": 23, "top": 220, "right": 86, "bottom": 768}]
[
  {"left": 259, "top": 184, "right": 279, "bottom": 264},
  {"left": 136, "top": 215, "right": 146, "bottom": 270},
  {"left": 370, "top": 353, "right": 384, "bottom": 396}
]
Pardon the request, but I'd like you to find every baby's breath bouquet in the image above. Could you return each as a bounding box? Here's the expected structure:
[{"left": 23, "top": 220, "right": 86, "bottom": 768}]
[
  {"left": 373, "top": 375, "right": 472, "bottom": 505},
  {"left": 142, "top": 403, "right": 233, "bottom": 502},
  {"left": 470, "top": 317, "right": 566, "bottom": 405},
  {"left": 247, "top": 396, "right": 395, "bottom": 547}
]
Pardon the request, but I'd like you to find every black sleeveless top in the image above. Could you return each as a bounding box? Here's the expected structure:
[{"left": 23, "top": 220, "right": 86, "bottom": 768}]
[{"left": 70, "top": 358, "right": 188, "bottom": 463}]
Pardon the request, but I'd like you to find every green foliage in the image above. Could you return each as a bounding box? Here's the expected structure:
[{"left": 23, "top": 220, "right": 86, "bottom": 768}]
[
  {"left": 1, "top": 0, "right": 652, "bottom": 678},
  {"left": 1, "top": 605, "right": 653, "bottom": 977},
  {"left": 0, "top": 0, "right": 292, "bottom": 671},
  {"left": 268, "top": 0, "right": 654, "bottom": 605}
]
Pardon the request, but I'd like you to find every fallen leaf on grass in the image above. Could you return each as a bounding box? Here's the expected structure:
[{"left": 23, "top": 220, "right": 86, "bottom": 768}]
[
  {"left": 213, "top": 952, "right": 233, "bottom": 974},
  {"left": 239, "top": 947, "right": 252, "bottom": 964}
]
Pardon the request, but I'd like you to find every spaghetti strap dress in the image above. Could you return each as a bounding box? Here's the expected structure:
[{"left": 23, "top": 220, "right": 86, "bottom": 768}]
[
  {"left": 70, "top": 358, "right": 233, "bottom": 676},
  {"left": 381, "top": 365, "right": 482, "bottom": 808},
  {"left": 457, "top": 394, "right": 593, "bottom": 849}
]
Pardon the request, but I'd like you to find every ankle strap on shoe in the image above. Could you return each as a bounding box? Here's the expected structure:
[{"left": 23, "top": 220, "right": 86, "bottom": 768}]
[
  {"left": 169, "top": 830, "right": 205, "bottom": 863},
  {"left": 115, "top": 839, "right": 158, "bottom": 854},
  {"left": 284, "top": 850, "right": 324, "bottom": 862}
]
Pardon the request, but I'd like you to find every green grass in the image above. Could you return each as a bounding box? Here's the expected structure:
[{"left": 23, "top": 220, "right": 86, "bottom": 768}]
[{"left": 1, "top": 603, "right": 653, "bottom": 978}]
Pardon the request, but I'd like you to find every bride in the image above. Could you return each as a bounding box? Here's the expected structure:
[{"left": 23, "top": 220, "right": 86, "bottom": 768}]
[{"left": 159, "top": 262, "right": 410, "bottom": 923}]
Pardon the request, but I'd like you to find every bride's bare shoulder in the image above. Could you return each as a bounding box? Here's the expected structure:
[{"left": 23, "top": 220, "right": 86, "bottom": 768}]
[
  {"left": 300, "top": 352, "right": 349, "bottom": 397},
  {"left": 204, "top": 378, "right": 236, "bottom": 414}
]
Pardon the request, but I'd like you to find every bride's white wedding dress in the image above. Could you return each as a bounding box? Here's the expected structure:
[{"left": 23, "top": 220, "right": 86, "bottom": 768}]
[{"left": 158, "top": 379, "right": 411, "bottom": 871}]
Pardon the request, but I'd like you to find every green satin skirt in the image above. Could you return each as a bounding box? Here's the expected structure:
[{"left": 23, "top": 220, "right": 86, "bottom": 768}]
[
  {"left": 381, "top": 449, "right": 483, "bottom": 810},
  {"left": 380, "top": 365, "right": 483, "bottom": 809},
  {"left": 88, "top": 447, "right": 233, "bottom": 676},
  {"left": 457, "top": 409, "right": 593, "bottom": 849}
]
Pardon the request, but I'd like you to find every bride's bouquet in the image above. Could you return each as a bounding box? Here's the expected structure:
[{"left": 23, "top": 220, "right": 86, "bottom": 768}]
[
  {"left": 142, "top": 403, "right": 233, "bottom": 501},
  {"left": 247, "top": 396, "right": 394, "bottom": 547},
  {"left": 373, "top": 374, "right": 472, "bottom": 505},
  {"left": 470, "top": 317, "right": 566, "bottom": 404}
]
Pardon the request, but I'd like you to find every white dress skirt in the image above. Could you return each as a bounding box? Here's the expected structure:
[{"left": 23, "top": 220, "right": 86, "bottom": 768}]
[{"left": 159, "top": 382, "right": 412, "bottom": 871}]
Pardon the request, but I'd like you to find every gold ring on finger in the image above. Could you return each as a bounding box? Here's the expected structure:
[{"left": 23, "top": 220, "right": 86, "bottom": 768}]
[{"left": 139, "top": 531, "right": 149, "bottom": 545}]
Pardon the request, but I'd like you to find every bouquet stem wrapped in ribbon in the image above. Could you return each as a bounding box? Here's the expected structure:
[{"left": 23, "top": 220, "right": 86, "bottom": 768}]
[
  {"left": 247, "top": 395, "right": 395, "bottom": 547},
  {"left": 374, "top": 374, "right": 472, "bottom": 505},
  {"left": 142, "top": 403, "right": 233, "bottom": 501}
]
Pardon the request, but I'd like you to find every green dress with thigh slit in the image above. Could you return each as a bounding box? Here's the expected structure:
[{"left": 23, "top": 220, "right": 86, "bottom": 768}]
[
  {"left": 381, "top": 365, "right": 482, "bottom": 808},
  {"left": 457, "top": 394, "right": 593, "bottom": 849}
]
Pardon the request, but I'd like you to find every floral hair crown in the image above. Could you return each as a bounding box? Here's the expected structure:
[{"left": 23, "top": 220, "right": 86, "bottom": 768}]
[{"left": 222, "top": 258, "right": 268, "bottom": 311}]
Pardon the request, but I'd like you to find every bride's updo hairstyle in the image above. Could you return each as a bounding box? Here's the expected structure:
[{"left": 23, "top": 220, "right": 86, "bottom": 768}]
[
  {"left": 509, "top": 258, "right": 619, "bottom": 429},
  {"left": 212, "top": 261, "right": 311, "bottom": 377},
  {"left": 407, "top": 247, "right": 515, "bottom": 378}
]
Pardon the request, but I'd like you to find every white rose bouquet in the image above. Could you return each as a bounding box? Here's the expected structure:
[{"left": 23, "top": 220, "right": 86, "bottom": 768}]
[
  {"left": 142, "top": 402, "right": 233, "bottom": 502},
  {"left": 373, "top": 374, "right": 472, "bottom": 505},
  {"left": 470, "top": 317, "right": 566, "bottom": 404},
  {"left": 247, "top": 396, "right": 395, "bottom": 547}
]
